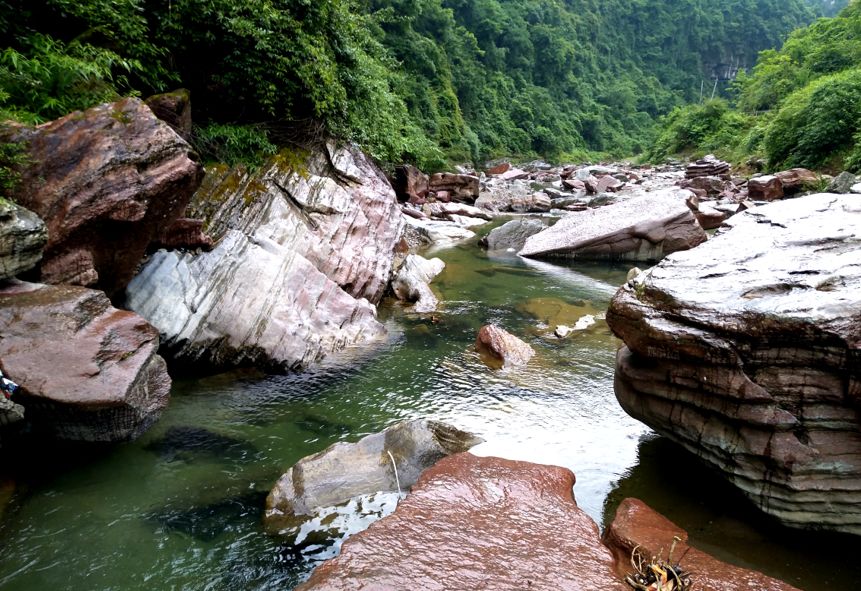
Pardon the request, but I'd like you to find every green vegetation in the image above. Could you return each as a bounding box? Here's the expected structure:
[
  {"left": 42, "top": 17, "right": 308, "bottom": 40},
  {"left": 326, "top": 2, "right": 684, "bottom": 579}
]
[
  {"left": 649, "top": 0, "right": 861, "bottom": 173},
  {"left": 0, "top": 0, "right": 827, "bottom": 169}
]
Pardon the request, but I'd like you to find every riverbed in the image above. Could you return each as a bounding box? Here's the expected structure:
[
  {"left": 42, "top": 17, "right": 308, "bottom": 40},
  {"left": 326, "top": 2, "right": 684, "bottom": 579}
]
[{"left": 0, "top": 228, "right": 858, "bottom": 590}]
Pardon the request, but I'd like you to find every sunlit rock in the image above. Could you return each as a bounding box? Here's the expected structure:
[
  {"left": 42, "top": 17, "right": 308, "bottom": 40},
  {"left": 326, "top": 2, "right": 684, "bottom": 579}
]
[
  {"left": 475, "top": 324, "right": 535, "bottom": 369},
  {"left": 392, "top": 254, "right": 445, "bottom": 313}
]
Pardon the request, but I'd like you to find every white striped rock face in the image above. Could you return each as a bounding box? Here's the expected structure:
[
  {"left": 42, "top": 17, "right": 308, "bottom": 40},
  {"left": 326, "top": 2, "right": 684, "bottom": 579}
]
[
  {"left": 126, "top": 142, "right": 403, "bottom": 372},
  {"left": 606, "top": 194, "right": 861, "bottom": 535}
]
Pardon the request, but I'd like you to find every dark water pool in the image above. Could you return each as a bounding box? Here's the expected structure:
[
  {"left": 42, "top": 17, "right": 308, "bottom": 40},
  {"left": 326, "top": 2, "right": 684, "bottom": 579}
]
[{"left": 0, "top": 229, "right": 858, "bottom": 590}]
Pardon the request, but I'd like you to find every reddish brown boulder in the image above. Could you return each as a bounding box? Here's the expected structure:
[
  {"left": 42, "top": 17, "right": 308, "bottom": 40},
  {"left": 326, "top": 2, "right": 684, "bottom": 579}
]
[
  {"left": 151, "top": 218, "right": 213, "bottom": 251},
  {"left": 11, "top": 97, "right": 204, "bottom": 297},
  {"left": 500, "top": 168, "right": 530, "bottom": 181},
  {"left": 0, "top": 281, "right": 170, "bottom": 442},
  {"left": 682, "top": 175, "right": 729, "bottom": 197},
  {"left": 298, "top": 454, "right": 626, "bottom": 591},
  {"left": 485, "top": 161, "right": 511, "bottom": 175},
  {"left": 774, "top": 168, "right": 819, "bottom": 194},
  {"left": 476, "top": 324, "right": 535, "bottom": 369},
  {"left": 563, "top": 178, "right": 586, "bottom": 191},
  {"left": 144, "top": 89, "right": 192, "bottom": 141},
  {"left": 685, "top": 155, "right": 730, "bottom": 179},
  {"left": 392, "top": 164, "right": 429, "bottom": 203},
  {"left": 428, "top": 172, "right": 479, "bottom": 203},
  {"left": 604, "top": 499, "right": 800, "bottom": 591},
  {"left": 747, "top": 175, "right": 784, "bottom": 201},
  {"left": 597, "top": 175, "right": 624, "bottom": 193}
]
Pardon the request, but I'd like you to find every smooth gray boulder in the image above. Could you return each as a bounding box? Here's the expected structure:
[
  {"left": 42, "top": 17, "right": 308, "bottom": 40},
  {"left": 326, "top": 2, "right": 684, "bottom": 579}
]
[
  {"left": 606, "top": 193, "right": 861, "bottom": 535},
  {"left": 126, "top": 142, "right": 402, "bottom": 372},
  {"left": 392, "top": 254, "right": 445, "bottom": 313},
  {"left": 483, "top": 218, "right": 548, "bottom": 251},
  {"left": 0, "top": 199, "right": 46, "bottom": 280},
  {"left": 519, "top": 188, "right": 707, "bottom": 262},
  {"left": 264, "top": 419, "right": 483, "bottom": 532}
]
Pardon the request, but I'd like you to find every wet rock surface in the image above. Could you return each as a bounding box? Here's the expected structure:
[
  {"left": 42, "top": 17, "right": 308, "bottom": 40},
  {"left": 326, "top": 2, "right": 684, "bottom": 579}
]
[
  {"left": 605, "top": 498, "right": 800, "bottom": 591},
  {"left": 482, "top": 218, "right": 548, "bottom": 251},
  {"left": 297, "top": 453, "right": 626, "bottom": 591},
  {"left": 264, "top": 420, "right": 482, "bottom": 533},
  {"left": 0, "top": 281, "right": 170, "bottom": 442},
  {"left": 519, "top": 188, "right": 707, "bottom": 262},
  {"left": 11, "top": 98, "right": 204, "bottom": 297},
  {"left": 606, "top": 194, "right": 861, "bottom": 534},
  {"left": 0, "top": 199, "right": 46, "bottom": 281},
  {"left": 391, "top": 254, "right": 445, "bottom": 313},
  {"left": 475, "top": 324, "right": 535, "bottom": 369},
  {"left": 126, "top": 142, "right": 401, "bottom": 372}
]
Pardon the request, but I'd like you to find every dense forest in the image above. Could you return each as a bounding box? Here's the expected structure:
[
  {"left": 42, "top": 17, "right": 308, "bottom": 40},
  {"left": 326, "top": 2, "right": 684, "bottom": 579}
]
[
  {"left": 0, "top": 0, "right": 850, "bottom": 172},
  {"left": 651, "top": 0, "right": 861, "bottom": 172}
]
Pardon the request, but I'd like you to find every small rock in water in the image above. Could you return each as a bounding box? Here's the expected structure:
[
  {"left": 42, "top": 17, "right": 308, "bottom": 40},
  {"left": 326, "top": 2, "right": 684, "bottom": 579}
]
[
  {"left": 573, "top": 314, "right": 597, "bottom": 331},
  {"left": 554, "top": 325, "right": 572, "bottom": 338},
  {"left": 475, "top": 324, "right": 535, "bottom": 369}
]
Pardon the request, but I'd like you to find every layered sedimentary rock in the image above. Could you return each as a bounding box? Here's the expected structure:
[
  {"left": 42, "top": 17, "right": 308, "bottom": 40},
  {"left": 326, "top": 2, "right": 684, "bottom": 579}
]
[
  {"left": 428, "top": 172, "right": 479, "bottom": 203},
  {"left": 11, "top": 98, "right": 204, "bottom": 297},
  {"left": 606, "top": 194, "right": 861, "bottom": 534},
  {"left": 126, "top": 142, "right": 403, "bottom": 371},
  {"left": 0, "top": 281, "right": 170, "bottom": 441},
  {"left": 604, "top": 498, "right": 800, "bottom": 591},
  {"left": 0, "top": 199, "right": 46, "bottom": 280},
  {"left": 265, "top": 420, "right": 482, "bottom": 533},
  {"left": 519, "top": 188, "right": 707, "bottom": 262},
  {"left": 298, "top": 453, "right": 625, "bottom": 591},
  {"left": 685, "top": 155, "right": 730, "bottom": 179}
]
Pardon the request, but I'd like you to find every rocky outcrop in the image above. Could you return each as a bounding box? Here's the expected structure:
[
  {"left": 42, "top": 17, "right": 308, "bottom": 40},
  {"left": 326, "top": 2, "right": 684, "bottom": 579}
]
[
  {"left": 774, "top": 168, "right": 819, "bottom": 194},
  {"left": 391, "top": 254, "right": 445, "bottom": 313},
  {"left": 476, "top": 324, "right": 535, "bottom": 369},
  {"left": 428, "top": 172, "right": 479, "bottom": 203},
  {"left": 685, "top": 155, "right": 730, "bottom": 179},
  {"left": 264, "top": 420, "right": 482, "bottom": 533},
  {"left": 297, "top": 453, "right": 626, "bottom": 591},
  {"left": 606, "top": 194, "right": 861, "bottom": 534},
  {"left": 482, "top": 218, "right": 548, "bottom": 251},
  {"left": 519, "top": 188, "right": 708, "bottom": 262},
  {"left": 0, "top": 199, "right": 46, "bottom": 281},
  {"left": 748, "top": 174, "right": 784, "bottom": 201},
  {"left": 604, "top": 498, "right": 800, "bottom": 591},
  {"left": 145, "top": 89, "right": 193, "bottom": 140},
  {"left": 0, "top": 281, "right": 170, "bottom": 442},
  {"left": 126, "top": 142, "right": 402, "bottom": 372},
  {"left": 392, "top": 164, "right": 428, "bottom": 203},
  {"left": 11, "top": 98, "right": 204, "bottom": 297}
]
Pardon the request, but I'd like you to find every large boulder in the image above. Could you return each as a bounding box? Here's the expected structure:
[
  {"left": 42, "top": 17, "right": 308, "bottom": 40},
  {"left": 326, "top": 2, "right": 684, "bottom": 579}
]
[
  {"left": 482, "top": 218, "right": 548, "bottom": 251},
  {"left": 606, "top": 194, "right": 861, "bottom": 534},
  {"left": 0, "top": 281, "right": 170, "bottom": 442},
  {"left": 392, "top": 164, "right": 428, "bottom": 203},
  {"left": 10, "top": 98, "right": 204, "bottom": 298},
  {"left": 0, "top": 199, "right": 46, "bottom": 281},
  {"left": 264, "top": 420, "right": 482, "bottom": 533},
  {"left": 604, "top": 498, "right": 800, "bottom": 591},
  {"left": 144, "top": 89, "right": 193, "bottom": 141},
  {"left": 428, "top": 172, "right": 479, "bottom": 203},
  {"left": 475, "top": 324, "right": 535, "bottom": 369},
  {"left": 774, "top": 168, "right": 819, "bottom": 194},
  {"left": 519, "top": 188, "right": 707, "bottom": 262},
  {"left": 391, "top": 254, "right": 445, "bottom": 313},
  {"left": 511, "top": 191, "right": 552, "bottom": 213},
  {"left": 297, "top": 453, "right": 626, "bottom": 591},
  {"left": 126, "top": 142, "right": 402, "bottom": 372},
  {"left": 747, "top": 174, "right": 784, "bottom": 201}
]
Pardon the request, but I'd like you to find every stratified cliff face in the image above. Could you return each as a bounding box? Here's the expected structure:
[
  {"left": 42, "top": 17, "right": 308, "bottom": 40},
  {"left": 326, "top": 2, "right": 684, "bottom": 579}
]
[
  {"left": 126, "top": 142, "right": 404, "bottom": 372},
  {"left": 606, "top": 194, "right": 861, "bottom": 535}
]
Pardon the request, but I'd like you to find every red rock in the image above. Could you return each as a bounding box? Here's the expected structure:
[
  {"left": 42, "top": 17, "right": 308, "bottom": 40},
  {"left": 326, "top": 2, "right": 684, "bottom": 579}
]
[
  {"left": 563, "top": 178, "right": 586, "bottom": 191},
  {"left": 485, "top": 161, "right": 511, "bottom": 175},
  {"left": 11, "top": 98, "right": 204, "bottom": 297},
  {"left": 428, "top": 172, "right": 479, "bottom": 203},
  {"left": 0, "top": 281, "right": 170, "bottom": 442},
  {"left": 694, "top": 203, "right": 730, "bottom": 230},
  {"left": 774, "top": 168, "right": 819, "bottom": 194},
  {"left": 747, "top": 175, "right": 784, "bottom": 201},
  {"left": 500, "top": 168, "right": 530, "bottom": 181},
  {"left": 392, "top": 164, "right": 429, "bottom": 203},
  {"left": 597, "top": 175, "right": 624, "bottom": 193},
  {"left": 476, "top": 324, "right": 535, "bottom": 369},
  {"left": 298, "top": 454, "right": 626, "bottom": 591},
  {"left": 144, "top": 89, "right": 192, "bottom": 140},
  {"left": 151, "top": 218, "right": 214, "bottom": 251},
  {"left": 604, "top": 499, "right": 800, "bottom": 591}
]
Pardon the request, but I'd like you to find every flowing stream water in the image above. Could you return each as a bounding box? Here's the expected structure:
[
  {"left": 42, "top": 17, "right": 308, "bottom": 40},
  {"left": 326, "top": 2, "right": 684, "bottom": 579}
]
[{"left": 0, "top": 225, "right": 858, "bottom": 590}]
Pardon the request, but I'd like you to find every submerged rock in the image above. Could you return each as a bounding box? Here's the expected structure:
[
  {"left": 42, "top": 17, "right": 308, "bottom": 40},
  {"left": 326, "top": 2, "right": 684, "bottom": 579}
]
[
  {"left": 519, "top": 188, "right": 707, "bottom": 262},
  {"left": 264, "top": 420, "right": 482, "bottom": 533},
  {"left": 297, "top": 453, "right": 626, "bottom": 591},
  {"left": 126, "top": 142, "right": 401, "bottom": 372},
  {"left": 391, "top": 254, "right": 445, "bottom": 313},
  {"left": 0, "top": 199, "right": 46, "bottom": 281},
  {"left": 0, "top": 281, "right": 170, "bottom": 442},
  {"left": 11, "top": 97, "right": 204, "bottom": 297},
  {"left": 482, "top": 218, "right": 548, "bottom": 251},
  {"left": 475, "top": 324, "right": 535, "bottom": 369},
  {"left": 604, "top": 498, "right": 800, "bottom": 591},
  {"left": 606, "top": 194, "right": 861, "bottom": 534}
]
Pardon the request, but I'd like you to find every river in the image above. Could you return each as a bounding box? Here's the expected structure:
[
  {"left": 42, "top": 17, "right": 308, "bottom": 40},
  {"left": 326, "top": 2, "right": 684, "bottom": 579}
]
[{"left": 0, "top": 225, "right": 858, "bottom": 590}]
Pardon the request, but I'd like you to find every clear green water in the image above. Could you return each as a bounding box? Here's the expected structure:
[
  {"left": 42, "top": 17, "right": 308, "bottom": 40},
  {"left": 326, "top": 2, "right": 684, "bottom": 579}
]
[{"left": 1, "top": 228, "right": 859, "bottom": 590}]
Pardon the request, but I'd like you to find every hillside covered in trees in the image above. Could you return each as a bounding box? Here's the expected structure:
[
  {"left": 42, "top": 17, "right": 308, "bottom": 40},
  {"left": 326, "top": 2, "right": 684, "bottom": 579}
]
[
  {"left": 0, "top": 0, "right": 846, "bottom": 170},
  {"left": 651, "top": 0, "right": 861, "bottom": 173}
]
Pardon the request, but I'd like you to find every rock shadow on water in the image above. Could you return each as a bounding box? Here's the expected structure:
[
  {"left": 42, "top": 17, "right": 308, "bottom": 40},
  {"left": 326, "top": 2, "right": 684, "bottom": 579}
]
[
  {"left": 149, "top": 490, "right": 268, "bottom": 542},
  {"left": 143, "top": 426, "right": 259, "bottom": 463},
  {"left": 603, "top": 435, "right": 861, "bottom": 591}
]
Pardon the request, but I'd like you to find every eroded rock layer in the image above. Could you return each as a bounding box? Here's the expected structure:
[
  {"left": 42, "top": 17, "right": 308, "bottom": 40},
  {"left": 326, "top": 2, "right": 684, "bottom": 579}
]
[
  {"left": 606, "top": 194, "right": 861, "bottom": 534},
  {"left": 126, "top": 142, "right": 402, "bottom": 371},
  {"left": 297, "top": 453, "right": 626, "bottom": 591}
]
